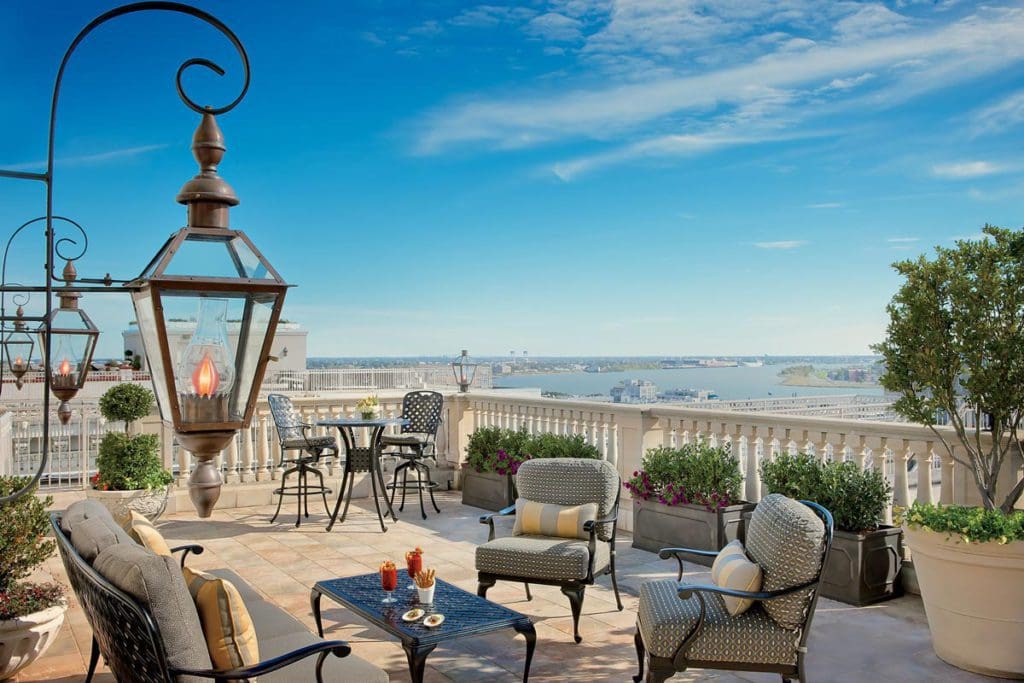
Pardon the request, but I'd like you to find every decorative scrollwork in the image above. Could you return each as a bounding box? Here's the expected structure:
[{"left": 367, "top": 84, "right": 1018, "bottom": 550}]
[{"left": 52, "top": 216, "right": 88, "bottom": 265}]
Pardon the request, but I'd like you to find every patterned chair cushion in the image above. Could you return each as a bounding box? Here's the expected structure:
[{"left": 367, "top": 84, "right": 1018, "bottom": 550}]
[
  {"left": 475, "top": 535, "right": 609, "bottom": 580},
  {"left": 512, "top": 499, "right": 597, "bottom": 540},
  {"left": 710, "top": 540, "right": 762, "bottom": 616},
  {"left": 745, "top": 494, "right": 827, "bottom": 629},
  {"left": 515, "top": 458, "right": 618, "bottom": 542},
  {"left": 281, "top": 435, "right": 336, "bottom": 451},
  {"left": 638, "top": 579, "right": 799, "bottom": 664},
  {"left": 70, "top": 515, "right": 134, "bottom": 564},
  {"left": 183, "top": 566, "right": 260, "bottom": 674},
  {"left": 124, "top": 510, "right": 172, "bottom": 556},
  {"left": 381, "top": 433, "right": 429, "bottom": 447}
]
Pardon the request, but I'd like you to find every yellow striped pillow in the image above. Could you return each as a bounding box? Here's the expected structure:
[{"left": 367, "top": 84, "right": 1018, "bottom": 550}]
[
  {"left": 711, "top": 540, "right": 763, "bottom": 616},
  {"left": 124, "top": 511, "right": 172, "bottom": 556},
  {"left": 182, "top": 566, "right": 260, "bottom": 674},
  {"left": 512, "top": 499, "right": 597, "bottom": 540}
]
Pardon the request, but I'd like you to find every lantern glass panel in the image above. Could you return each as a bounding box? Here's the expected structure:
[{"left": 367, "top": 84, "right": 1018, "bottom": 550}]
[
  {"left": 3, "top": 330, "right": 33, "bottom": 375},
  {"left": 131, "top": 287, "right": 171, "bottom": 420},
  {"left": 161, "top": 234, "right": 275, "bottom": 280}
]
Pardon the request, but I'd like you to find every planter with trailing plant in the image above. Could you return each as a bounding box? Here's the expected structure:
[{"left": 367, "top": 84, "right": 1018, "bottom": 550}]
[
  {"left": 627, "top": 443, "right": 754, "bottom": 566},
  {"left": 0, "top": 477, "right": 66, "bottom": 679},
  {"left": 87, "top": 383, "right": 173, "bottom": 525},
  {"left": 875, "top": 226, "right": 1024, "bottom": 677},
  {"left": 760, "top": 452, "right": 900, "bottom": 605},
  {"left": 461, "top": 427, "right": 600, "bottom": 511}
]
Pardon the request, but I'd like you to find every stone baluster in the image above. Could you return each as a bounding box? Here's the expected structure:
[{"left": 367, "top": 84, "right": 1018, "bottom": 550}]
[
  {"left": 226, "top": 433, "right": 240, "bottom": 485},
  {"left": 916, "top": 441, "right": 936, "bottom": 505},
  {"left": 745, "top": 426, "right": 761, "bottom": 503},
  {"left": 662, "top": 418, "right": 674, "bottom": 448},
  {"left": 589, "top": 416, "right": 599, "bottom": 447},
  {"left": 815, "top": 432, "right": 830, "bottom": 463},
  {"left": 240, "top": 426, "right": 255, "bottom": 483},
  {"left": 892, "top": 440, "right": 913, "bottom": 509},
  {"left": 257, "top": 414, "right": 270, "bottom": 481},
  {"left": 177, "top": 435, "right": 191, "bottom": 486},
  {"left": 939, "top": 444, "right": 956, "bottom": 504},
  {"left": 865, "top": 436, "right": 892, "bottom": 524}
]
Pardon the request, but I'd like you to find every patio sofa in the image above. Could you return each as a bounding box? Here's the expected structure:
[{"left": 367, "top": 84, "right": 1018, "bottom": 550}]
[{"left": 53, "top": 500, "right": 387, "bottom": 682}]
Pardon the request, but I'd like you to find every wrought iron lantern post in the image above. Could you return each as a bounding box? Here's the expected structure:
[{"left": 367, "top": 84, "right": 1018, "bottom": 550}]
[
  {"left": 0, "top": 2, "right": 264, "bottom": 510},
  {"left": 452, "top": 349, "right": 479, "bottom": 392}
]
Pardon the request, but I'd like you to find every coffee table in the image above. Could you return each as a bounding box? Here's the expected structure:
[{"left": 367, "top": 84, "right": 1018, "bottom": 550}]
[{"left": 311, "top": 570, "right": 536, "bottom": 682}]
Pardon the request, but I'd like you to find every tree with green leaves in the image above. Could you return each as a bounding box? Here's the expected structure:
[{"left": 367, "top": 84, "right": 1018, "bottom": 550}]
[
  {"left": 874, "top": 225, "right": 1024, "bottom": 514},
  {"left": 99, "top": 383, "right": 154, "bottom": 433}
]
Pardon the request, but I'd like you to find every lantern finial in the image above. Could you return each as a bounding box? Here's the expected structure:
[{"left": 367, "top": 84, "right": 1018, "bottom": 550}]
[
  {"left": 58, "top": 259, "right": 80, "bottom": 309},
  {"left": 176, "top": 110, "right": 238, "bottom": 229}
]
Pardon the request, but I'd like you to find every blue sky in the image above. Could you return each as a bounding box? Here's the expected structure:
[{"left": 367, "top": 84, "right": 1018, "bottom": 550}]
[{"left": 2, "top": 0, "right": 1024, "bottom": 358}]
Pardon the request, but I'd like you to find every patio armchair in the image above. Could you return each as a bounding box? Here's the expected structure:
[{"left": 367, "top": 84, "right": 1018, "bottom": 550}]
[
  {"left": 382, "top": 390, "right": 444, "bottom": 519},
  {"left": 475, "top": 457, "right": 624, "bottom": 643},
  {"left": 268, "top": 393, "right": 338, "bottom": 527},
  {"left": 632, "top": 494, "right": 834, "bottom": 683}
]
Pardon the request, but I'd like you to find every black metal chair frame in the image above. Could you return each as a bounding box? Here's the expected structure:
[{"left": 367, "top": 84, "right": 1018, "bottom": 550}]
[
  {"left": 267, "top": 393, "right": 339, "bottom": 527},
  {"left": 383, "top": 390, "right": 444, "bottom": 520},
  {"left": 477, "top": 487, "right": 625, "bottom": 644},
  {"left": 632, "top": 500, "right": 835, "bottom": 683},
  {"left": 51, "top": 513, "right": 351, "bottom": 683}
]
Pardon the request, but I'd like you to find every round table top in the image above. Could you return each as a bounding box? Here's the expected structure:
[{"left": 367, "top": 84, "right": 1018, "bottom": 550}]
[{"left": 317, "top": 416, "right": 409, "bottom": 428}]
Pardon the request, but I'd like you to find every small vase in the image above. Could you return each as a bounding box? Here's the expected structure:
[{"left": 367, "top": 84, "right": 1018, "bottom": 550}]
[{"left": 417, "top": 585, "right": 435, "bottom": 605}]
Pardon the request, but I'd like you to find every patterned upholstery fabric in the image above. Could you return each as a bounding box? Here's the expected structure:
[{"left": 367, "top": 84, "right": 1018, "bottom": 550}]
[
  {"left": 182, "top": 566, "right": 260, "bottom": 676},
  {"left": 476, "top": 534, "right": 609, "bottom": 580},
  {"left": 281, "top": 435, "right": 335, "bottom": 450},
  {"left": 637, "top": 579, "right": 799, "bottom": 664},
  {"left": 381, "top": 433, "right": 429, "bottom": 446},
  {"left": 512, "top": 499, "right": 597, "bottom": 540},
  {"left": 710, "top": 540, "right": 762, "bottom": 616},
  {"left": 745, "top": 494, "right": 827, "bottom": 629},
  {"left": 515, "top": 458, "right": 618, "bottom": 541},
  {"left": 93, "top": 542, "right": 212, "bottom": 675},
  {"left": 125, "top": 510, "right": 172, "bottom": 556}
]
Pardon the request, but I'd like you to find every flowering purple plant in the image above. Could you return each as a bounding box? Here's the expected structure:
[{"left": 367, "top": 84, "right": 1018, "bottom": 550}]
[{"left": 623, "top": 444, "right": 743, "bottom": 511}]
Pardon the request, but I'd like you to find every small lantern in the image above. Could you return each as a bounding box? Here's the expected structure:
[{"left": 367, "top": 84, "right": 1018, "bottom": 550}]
[
  {"left": 3, "top": 304, "right": 35, "bottom": 390},
  {"left": 38, "top": 260, "right": 99, "bottom": 423},
  {"left": 451, "top": 349, "right": 478, "bottom": 392},
  {"left": 128, "top": 111, "right": 288, "bottom": 517}
]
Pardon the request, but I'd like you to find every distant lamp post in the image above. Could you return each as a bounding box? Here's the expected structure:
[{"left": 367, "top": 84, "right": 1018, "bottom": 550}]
[
  {"left": 3, "top": 304, "right": 35, "bottom": 390},
  {"left": 452, "top": 349, "right": 478, "bottom": 392},
  {"left": 128, "top": 112, "right": 288, "bottom": 517},
  {"left": 38, "top": 260, "right": 99, "bottom": 424}
]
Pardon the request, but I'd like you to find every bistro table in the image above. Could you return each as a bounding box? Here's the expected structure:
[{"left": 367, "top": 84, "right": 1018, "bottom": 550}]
[
  {"left": 312, "top": 570, "right": 536, "bottom": 683},
  {"left": 317, "top": 416, "right": 408, "bottom": 532}
]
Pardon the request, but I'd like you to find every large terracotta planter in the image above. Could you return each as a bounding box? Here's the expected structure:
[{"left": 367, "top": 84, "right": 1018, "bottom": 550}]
[
  {"left": 460, "top": 469, "right": 514, "bottom": 511},
  {"left": 632, "top": 499, "right": 756, "bottom": 566},
  {"left": 0, "top": 604, "right": 66, "bottom": 680},
  {"left": 86, "top": 485, "right": 170, "bottom": 526},
  {"left": 905, "top": 525, "right": 1024, "bottom": 678},
  {"left": 820, "top": 526, "right": 903, "bottom": 606}
]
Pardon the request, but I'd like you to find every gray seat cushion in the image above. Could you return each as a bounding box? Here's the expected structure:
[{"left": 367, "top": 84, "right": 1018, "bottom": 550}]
[
  {"left": 475, "top": 535, "right": 609, "bottom": 580},
  {"left": 61, "top": 499, "right": 123, "bottom": 536},
  {"left": 210, "top": 570, "right": 387, "bottom": 683},
  {"left": 515, "top": 458, "right": 619, "bottom": 541},
  {"left": 638, "top": 579, "right": 799, "bottom": 665},
  {"left": 381, "top": 433, "right": 429, "bottom": 447},
  {"left": 282, "top": 435, "right": 336, "bottom": 450},
  {"left": 745, "top": 494, "right": 827, "bottom": 629},
  {"left": 70, "top": 515, "right": 134, "bottom": 564},
  {"left": 94, "top": 543, "right": 212, "bottom": 676}
]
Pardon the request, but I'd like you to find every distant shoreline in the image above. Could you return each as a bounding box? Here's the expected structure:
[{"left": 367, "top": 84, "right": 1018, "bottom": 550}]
[{"left": 780, "top": 375, "right": 879, "bottom": 388}]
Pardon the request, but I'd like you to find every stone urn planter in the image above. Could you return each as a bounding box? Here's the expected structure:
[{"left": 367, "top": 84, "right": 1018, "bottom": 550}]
[
  {"left": 905, "top": 525, "right": 1024, "bottom": 678},
  {"left": 820, "top": 526, "right": 903, "bottom": 606},
  {"left": 460, "top": 469, "right": 514, "bottom": 512},
  {"left": 0, "top": 604, "right": 67, "bottom": 680},
  {"left": 86, "top": 485, "right": 170, "bottom": 526},
  {"left": 632, "top": 499, "right": 756, "bottom": 566}
]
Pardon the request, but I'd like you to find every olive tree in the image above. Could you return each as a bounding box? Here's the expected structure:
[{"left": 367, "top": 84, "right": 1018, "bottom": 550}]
[{"left": 873, "top": 226, "right": 1024, "bottom": 514}]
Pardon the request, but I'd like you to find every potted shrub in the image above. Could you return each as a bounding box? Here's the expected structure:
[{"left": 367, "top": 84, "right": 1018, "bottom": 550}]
[
  {"left": 760, "top": 452, "right": 900, "bottom": 605},
  {"left": 460, "top": 427, "right": 600, "bottom": 510},
  {"left": 87, "top": 383, "right": 173, "bottom": 524},
  {"left": 0, "top": 477, "right": 66, "bottom": 679},
  {"left": 875, "top": 226, "right": 1024, "bottom": 677},
  {"left": 627, "top": 442, "right": 754, "bottom": 565}
]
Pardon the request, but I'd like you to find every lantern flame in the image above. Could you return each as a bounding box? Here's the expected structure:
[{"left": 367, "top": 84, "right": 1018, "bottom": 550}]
[
  {"left": 192, "top": 352, "right": 220, "bottom": 398},
  {"left": 14, "top": 356, "right": 23, "bottom": 366},
  {"left": 59, "top": 358, "right": 71, "bottom": 375}
]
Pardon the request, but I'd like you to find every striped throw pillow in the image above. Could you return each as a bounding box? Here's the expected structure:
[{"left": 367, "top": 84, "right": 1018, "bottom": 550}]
[
  {"left": 124, "top": 510, "right": 172, "bottom": 556},
  {"left": 182, "top": 566, "right": 260, "bottom": 675},
  {"left": 512, "top": 499, "right": 597, "bottom": 540},
  {"left": 711, "top": 540, "right": 763, "bottom": 616}
]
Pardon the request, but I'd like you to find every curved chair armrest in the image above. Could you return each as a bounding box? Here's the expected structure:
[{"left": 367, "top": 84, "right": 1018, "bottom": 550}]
[
  {"left": 582, "top": 513, "right": 618, "bottom": 533},
  {"left": 676, "top": 578, "right": 819, "bottom": 602},
  {"left": 659, "top": 546, "right": 720, "bottom": 581},
  {"left": 480, "top": 505, "right": 516, "bottom": 542},
  {"left": 174, "top": 640, "right": 350, "bottom": 681},
  {"left": 170, "top": 544, "right": 205, "bottom": 569}
]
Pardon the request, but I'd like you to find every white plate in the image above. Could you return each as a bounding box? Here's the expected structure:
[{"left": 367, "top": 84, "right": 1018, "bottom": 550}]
[
  {"left": 402, "top": 609, "right": 425, "bottom": 622},
  {"left": 423, "top": 614, "right": 445, "bottom": 628}
]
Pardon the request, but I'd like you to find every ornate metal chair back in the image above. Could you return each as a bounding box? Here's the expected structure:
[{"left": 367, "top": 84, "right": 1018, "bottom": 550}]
[
  {"left": 399, "top": 390, "right": 443, "bottom": 436},
  {"left": 267, "top": 393, "right": 305, "bottom": 444},
  {"left": 50, "top": 513, "right": 173, "bottom": 683}
]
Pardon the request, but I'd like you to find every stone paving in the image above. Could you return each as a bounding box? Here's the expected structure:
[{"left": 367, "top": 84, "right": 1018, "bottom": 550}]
[{"left": 22, "top": 491, "right": 995, "bottom": 682}]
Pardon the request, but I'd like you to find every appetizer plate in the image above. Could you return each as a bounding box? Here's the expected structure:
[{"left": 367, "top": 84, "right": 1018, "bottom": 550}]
[
  {"left": 402, "top": 608, "right": 425, "bottom": 622},
  {"left": 423, "top": 614, "right": 445, "bottom": 628}
]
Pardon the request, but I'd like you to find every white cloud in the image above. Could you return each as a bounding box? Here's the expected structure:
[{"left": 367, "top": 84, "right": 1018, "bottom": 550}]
[
  {"left": 754, "top": 240, "right": 809, "bottom": 250},
  {"left": 886, "top": 237, "right": 920, "bottom": 243},
  {"left": 931, "top": 160, "right": 1008, "bottom": 178},
  {"left": 833, "top": 4, "right": 911, "bottom": 41},
  {"left": 2, "top": 144, "right": 168, "bottom": 172},
  {"left": 969, "top": 89, "right": 1024, "bottom": 137},
  {"left": 525, "top": 12, "right": 583, "bottom": 42},
  {"left": 816, "top": 72, "right": 875, "bottom": 93},
  {"left": 805, "top": 202, "right": 844, "bottom": 209},
  {"left": 449, "top": 5, "right": 536, "bottom": 28},
  {"left": 361, "top": 31, "right": 385, "bottom": 46}
]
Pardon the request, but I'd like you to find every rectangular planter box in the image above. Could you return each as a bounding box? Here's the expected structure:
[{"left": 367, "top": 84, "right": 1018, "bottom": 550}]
[
  {"left": 631, "top": 499, "right": 757, "bottom": 566},
  {"left": 820, "top": 526, "right": 903, "bottom": 606},
  {"left": 460, "top": 469, "right": 514, "bottom": 512}
]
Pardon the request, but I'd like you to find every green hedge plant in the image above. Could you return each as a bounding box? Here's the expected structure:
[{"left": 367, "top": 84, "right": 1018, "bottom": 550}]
[
  {"left": 897, "top": 502, "right": 1024, "bottom": 545},
  {"left": 464, "top": 427, "right": 600, "bottom": 476},
  {"left": 760, "top": 452, "right": 891, "bottom": 532},
  {"left": 94, "top": 383, "right": 171, "bottom": 491},
  {"left": 99, "top": 382, "right": 154, "bottom": 433},
  {"left": 0, "top": 477, "right": 64, "bottom": 619},
  {"left": 624, "top": 442, "right": 743, "bottom": 511}
]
